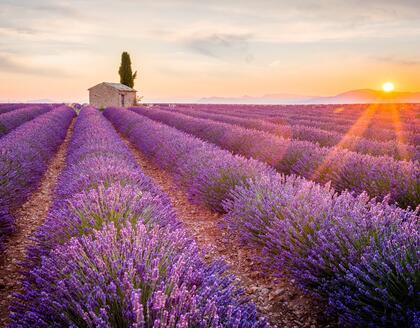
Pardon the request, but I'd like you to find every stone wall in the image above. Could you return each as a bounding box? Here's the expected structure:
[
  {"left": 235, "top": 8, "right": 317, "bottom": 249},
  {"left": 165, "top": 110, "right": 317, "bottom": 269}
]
[
  {"left": 89, "top": 83, "right": 136, "bottom": 108},
  {"left": 123, "top": 92, "right": 137, "bottom": 107}
]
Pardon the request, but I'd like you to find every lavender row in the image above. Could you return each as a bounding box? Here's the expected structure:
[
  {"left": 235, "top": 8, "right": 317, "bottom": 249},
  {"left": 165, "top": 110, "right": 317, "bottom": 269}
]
[
  {"left": 0, "top": 103, "right": 32, "bottom": 111},
  {"left": 0, "top": 104, "right": 24, "bottom": 115},
  {"left": 105, "top": 107, "right": 419, "bottom": 327},
  {"left": 163, "top": 103, "right": 420, "bottom": 134},
  {"left": 229, "top": 106, "right": 419, "bottom": 131},
  {"left": 251, "top": 106, "right": 419, "bottom": 132},
  {"left": 179, "top": 103, "right": 420, "bottom": 135},
  {"left": 168, "top": 105, "right": 420, "bottom": 157},
  {"left": 0, "top": 106, "right": 75, "bottom": 250},
  {"left": 130, "top": 107, "right": 420, "bottom": 209},
  {"left": 159, "top": 103, "right": 419, "bottom": 123},
  {"left": 105, "top": 108, "right": 271, "bottom": 213},
  {"left": 24, "top": 106, "right": 177, "bottom": 266},
  {"left": 224, "top": 176, "right": 419, "bottom": 328},
  {"left": 267, "top": 115, "right": 419, "bottom": 145},
  {"left": 0, "top": 105, "right": 55, "bottom": 138},
  {"left": 11, "top": 107, "right": 268, "bottom": 327},
  {"left": 183, "top": 104, "right": 420, "bottom": 145},
  {"left": 241, "top": 112, "right": 419, "bottom": 145},
  {"left": 161, "top": 106, "right": 419, "bottom": 161}
]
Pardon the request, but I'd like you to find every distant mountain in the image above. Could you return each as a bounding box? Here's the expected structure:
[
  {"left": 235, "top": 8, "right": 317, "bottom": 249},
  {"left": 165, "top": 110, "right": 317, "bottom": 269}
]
[
  {"left": 25, "top": 98, "right": 56, "bottom": 103},
  {"left": 306, "top": 89, "right": 420, "bottom": 104},
  {"left": 199, "top": 89, "right": 420, "bottom": 104}
]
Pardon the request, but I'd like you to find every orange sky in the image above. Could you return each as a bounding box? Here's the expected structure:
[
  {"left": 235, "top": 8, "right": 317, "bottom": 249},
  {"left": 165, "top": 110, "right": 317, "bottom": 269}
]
[{"left": 0, "top": 1, "right": 419, "bottom": 102}]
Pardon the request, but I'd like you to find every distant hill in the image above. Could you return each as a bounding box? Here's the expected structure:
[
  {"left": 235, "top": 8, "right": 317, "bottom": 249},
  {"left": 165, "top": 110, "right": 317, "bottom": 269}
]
[
  {"left": 199, "top": 89, "right": 420, "bottom": 104},
  {"left": 306, "top": 89, "right": 420, "bottom": 104}
]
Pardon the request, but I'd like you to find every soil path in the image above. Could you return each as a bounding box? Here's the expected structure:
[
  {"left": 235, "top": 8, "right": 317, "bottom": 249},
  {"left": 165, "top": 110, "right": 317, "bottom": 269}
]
[
  {"left": 0, "top": 119, "right": 75, "bottom": 327},
  {"left": 121, "top": 135, "right": 335, "bottom": 328}
]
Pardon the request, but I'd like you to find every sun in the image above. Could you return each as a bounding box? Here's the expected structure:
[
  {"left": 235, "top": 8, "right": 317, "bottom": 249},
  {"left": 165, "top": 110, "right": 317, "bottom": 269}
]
[{"left": 383, "top": 82, "right": 395, "bottom": 92}]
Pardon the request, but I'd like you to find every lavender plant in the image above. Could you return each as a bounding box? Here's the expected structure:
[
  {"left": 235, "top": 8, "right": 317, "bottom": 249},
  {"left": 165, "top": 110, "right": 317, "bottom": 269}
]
[
  {"left": 129, "top": 106, "right": 419, "bottom": 208},
  {"left": 165, "top": 106, "right": 420, "bottom": 161},
  {"left": 105, "top": 106, "right": 419, "bottom": 326},
  {"left": 26, "top": 106, "right": 176, "bottom": 267},
  {"left": 0, "top": 106, "right": 74, "bottom": 250},
  {"left": 104, "top": 107, "right": 273, "bottom": 212},
  {"left": 12, "top": 223, "right": 267, "bottom": 327},
  {"left": 13, "top": 107, "right": 269, "bottom": 327},
  {"left": 177, "top": 103, "right": 419, "bottom": 144},
  {"left": 224, "top": 175, "right": 419, "bottom": 327},
  {"left": 28, "top": 182, "right": 178, "bottom": 264},
  {"left": 0, "top": 105, "right": 53, "bottom": 138},
  {"left": 0, "top": 104, "right": 25, "bottom": 115}
]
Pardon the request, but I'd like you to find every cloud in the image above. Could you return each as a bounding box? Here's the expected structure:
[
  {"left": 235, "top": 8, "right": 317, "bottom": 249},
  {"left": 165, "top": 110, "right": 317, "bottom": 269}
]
[
  {"left": 269, "top": 60, "right": 283, "bottom": 68},
  {"left": 373, "top": 55, "right": 420, "bottom": 66},
  {"left": 0, "top": 1, "right": 85, "bottom": 37},
  {"left": 0, "top": 1, "right": 94, "bottom": 57},
  {"left": 31, "top": 3, "right": 83, "bottom": 18},
  {"left": 134, "top": 0, "right": 420, "bottom": 25},
  {"left": 1, "top": 0, "right": 83, "bottom": 18},
  {"left": 184, "top": 33, "right": 254, "bottom": 61},
  {"left": 0, "top": 54, "right": 73, "bottom": 77},
  {"left": 132, "top": 1, "right": 420, "bottom": 49}
]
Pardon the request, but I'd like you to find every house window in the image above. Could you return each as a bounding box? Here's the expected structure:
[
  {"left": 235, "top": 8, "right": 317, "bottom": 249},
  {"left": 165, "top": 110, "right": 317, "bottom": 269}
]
[{"left": 121, "top": 94, "right": 125, "bottom": 107}]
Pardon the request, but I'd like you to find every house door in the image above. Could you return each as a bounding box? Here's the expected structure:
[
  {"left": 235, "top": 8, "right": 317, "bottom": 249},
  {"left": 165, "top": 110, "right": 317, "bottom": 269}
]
[{"left": 121, "top": 94, "right": 125, "bottom": 107}]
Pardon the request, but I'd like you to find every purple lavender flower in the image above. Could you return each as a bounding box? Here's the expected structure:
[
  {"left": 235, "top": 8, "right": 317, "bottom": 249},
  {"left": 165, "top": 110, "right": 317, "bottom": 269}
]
[
  {"left": 13, "top": 107, "right": 269, "bottom": 327},
  {"left": 0, "top": 105, "right": 53, "bottom": 138},
  {"left": 224, "top": 174, "right": 419, "bottom": 327},
  {"left": 104, "top": 107, "right": 274, "bottom": 212},
  {"left": 104, "top": 106, "right": 419, "bottom": 326},
  {"left": 0, "top": 106, "right": 75, "bottom": 249},
  {"left": 162, "top": 106, "right": 420, "bottom": 161},
  {"left": 128, "top": 106, "right": 419, "bottom": 208},
  {"left": 12, "top": 222, "right": 268, "bottom": 327}
]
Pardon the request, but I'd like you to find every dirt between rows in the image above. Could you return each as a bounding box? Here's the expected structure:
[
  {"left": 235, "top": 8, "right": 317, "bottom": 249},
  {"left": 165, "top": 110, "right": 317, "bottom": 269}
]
[
  {"left": 0, "top": 119, "right": 75, "bottom": 327},
  {"left": 121, "top": 135, "right": 336, "bottom": 328}
]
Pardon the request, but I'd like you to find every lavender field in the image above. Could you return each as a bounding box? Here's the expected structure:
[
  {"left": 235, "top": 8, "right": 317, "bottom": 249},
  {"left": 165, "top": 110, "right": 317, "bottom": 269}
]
[{"left": 0, "top": 104, "right": 419, "bottom": 328}]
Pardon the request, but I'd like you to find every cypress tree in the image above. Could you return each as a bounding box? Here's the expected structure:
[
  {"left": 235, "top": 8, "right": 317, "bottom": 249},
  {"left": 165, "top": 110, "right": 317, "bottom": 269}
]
[{"left": 118, "top": 52, "right": 137, "bottom": 88}]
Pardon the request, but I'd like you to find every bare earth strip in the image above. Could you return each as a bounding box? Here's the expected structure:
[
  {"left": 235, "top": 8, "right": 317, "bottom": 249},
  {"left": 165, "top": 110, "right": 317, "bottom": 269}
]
[
  {"left": 0, "top": 119, "right": 75, "bottom": 327},
  {"left": 121, "top": 135, "right": 336, "bottom": 328}
]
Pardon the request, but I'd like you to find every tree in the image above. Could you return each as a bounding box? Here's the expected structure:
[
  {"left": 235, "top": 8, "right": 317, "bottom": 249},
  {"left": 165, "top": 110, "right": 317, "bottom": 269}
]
[{"left": 118, "top": 52, "right": 137, "bottom": 88}]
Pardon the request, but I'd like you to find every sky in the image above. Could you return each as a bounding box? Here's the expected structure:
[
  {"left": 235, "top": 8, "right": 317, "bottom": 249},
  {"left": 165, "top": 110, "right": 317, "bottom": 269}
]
[{"left": 0, "top": 0, "right": 420, "bottom": 102}]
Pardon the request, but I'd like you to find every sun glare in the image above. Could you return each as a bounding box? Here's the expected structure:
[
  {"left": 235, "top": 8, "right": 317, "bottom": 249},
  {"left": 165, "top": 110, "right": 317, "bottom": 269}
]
[{"left": 383, "top": 82, "right": 395, "bottom": 92}]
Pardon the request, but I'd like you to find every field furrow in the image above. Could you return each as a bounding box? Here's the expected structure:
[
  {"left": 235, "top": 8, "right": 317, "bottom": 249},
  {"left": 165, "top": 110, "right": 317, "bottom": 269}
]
[
  {"left": 0, "top": 118, "right": 75, "bottom": 327},
  {"left": 0, "top": 107, "right": 76, "bottom": 250}
]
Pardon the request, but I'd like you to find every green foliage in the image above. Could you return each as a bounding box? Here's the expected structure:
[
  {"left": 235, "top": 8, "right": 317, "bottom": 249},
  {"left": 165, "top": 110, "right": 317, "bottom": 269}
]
[{"left": 118, "top": 52, "right": 137, "bottom": 88}]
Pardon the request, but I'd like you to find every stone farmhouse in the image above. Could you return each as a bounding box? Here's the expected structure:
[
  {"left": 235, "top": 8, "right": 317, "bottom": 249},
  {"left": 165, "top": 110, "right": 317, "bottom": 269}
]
[{"left": 88, "top": 82, "right": 137, "bottom": 108}]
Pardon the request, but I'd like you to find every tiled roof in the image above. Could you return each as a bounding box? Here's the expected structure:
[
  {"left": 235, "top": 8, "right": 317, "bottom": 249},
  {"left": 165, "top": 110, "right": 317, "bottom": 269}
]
[{"left": 89, "top": 82, "right": 137, "bottom": 92}]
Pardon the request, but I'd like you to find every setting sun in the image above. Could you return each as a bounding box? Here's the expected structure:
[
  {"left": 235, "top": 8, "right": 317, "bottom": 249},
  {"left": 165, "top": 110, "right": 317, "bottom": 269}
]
[{"left": 383, "top": 82, "right": 395, "bottom": 92}]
